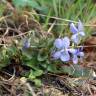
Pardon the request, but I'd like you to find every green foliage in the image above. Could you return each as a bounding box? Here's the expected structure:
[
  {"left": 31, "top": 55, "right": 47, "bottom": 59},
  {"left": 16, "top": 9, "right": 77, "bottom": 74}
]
[
  {"left": 28, "top": 69, "right": 43, "bottom": 86},
  {"left": 61, "top": 65, "right": 91, "bottom": 77},
  {"left": 12, "top": 0, "right": 40, "bottom": 9},
  {"left": 12, "top": 0, "right": 48, "bottom": 14}
]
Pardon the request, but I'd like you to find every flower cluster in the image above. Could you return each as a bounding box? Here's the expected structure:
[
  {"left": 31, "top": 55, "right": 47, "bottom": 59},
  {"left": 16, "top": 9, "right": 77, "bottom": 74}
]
[{"left": 52, "top": 20, "right": 85, "bottom": 64}]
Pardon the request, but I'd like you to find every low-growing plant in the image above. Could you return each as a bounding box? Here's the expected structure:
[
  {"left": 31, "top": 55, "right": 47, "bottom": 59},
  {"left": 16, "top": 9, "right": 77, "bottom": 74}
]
[
  {"left": 0, "top": 0, "right": 94, "bottom": 87},
  {"left": 0, "top": 19, "right": 92, "bottom": 86}
]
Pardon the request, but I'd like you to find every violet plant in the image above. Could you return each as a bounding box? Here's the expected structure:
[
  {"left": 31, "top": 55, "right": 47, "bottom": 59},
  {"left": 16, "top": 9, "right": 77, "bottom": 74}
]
[{"left": 52, "top": 20, "right": 85, "bottom": 64}]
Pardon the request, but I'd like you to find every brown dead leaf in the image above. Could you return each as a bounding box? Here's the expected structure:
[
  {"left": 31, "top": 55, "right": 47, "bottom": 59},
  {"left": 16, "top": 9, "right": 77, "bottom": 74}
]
[
  {"left": 84, "top": 37, "right": 96, "bottom": 53},
  {"left": 85, "top": 37, "right": 96, "bottom": 45}
]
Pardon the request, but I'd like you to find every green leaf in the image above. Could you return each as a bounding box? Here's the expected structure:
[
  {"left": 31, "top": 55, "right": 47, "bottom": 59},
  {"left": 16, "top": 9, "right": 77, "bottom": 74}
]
[
  {"left": 61, "top": 66, "right": 72, "bottom": 75},
  {"left": 37, "top": 54, "right": 47, "bottom": 61},
  {"left": 7, "top": 46, "right": 18, "bottom": 56},
  {"left": 38, "top": 6, "right": 49, "bottom": 14},
  {"left": 28, "top": 70, "right": 42, "bottom": 86},
  {"left": 33, "top": 69, "right": 43, "bottom": 77},
  {"left": 22, "top": 51, "right": 32, "bottom": 61},
  {"left": 37, "top": 49, "right": 48, "bottom": 61},
  {"left": 29, "top": 70, "right": 36, "bottom": 79},
  {"left": 47, "top": 64, "right": 60, "bottom": 73},
  {"left": 12, "top": 0, "right": 27, "bottom": 7},
  {"left": 28, "top": 0, "right": 40, "bottom": 9},
  {"left": 12, "top": 0, "right": 40, "bottom": 9},
  {"left": 72, "top": 65, "right": 91, "bottom": 77},
  {"left": 22, "top": 56, "right": 38, "bottom": 70},
  {"left": 61, "top": 65, "right": 91, "bottom": 78},
  {"left": 33, "top": 79, "right": 42, "bottom": 87},
  {"left": 28, "top": 69, "right": 43, "bottom": 80}
]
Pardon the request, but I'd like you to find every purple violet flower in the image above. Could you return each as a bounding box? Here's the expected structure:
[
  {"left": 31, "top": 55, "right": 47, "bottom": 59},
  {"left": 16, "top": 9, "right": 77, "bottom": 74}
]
[
  {"left": 52, "top": 20, "right": 85, "bottom": 64},
  {"left": 70, "top": 20, "right": 85, "bottom": 44},
  {"left": 60, "top": 49, "right": 70, "bottom": 62},
  {"left": 71, "top": 49, "right": 84, "bottom": 64},
  {"left": 52, "top": 45, "right": 84, "bottom": 64},
  {"left": 53, "top": 37, "right": 71, "bottom": 62},
  {"left": 23, "top": 38, "right": 30, "bottom": 49},
  {"left": 52, "top": 51, "right": 61, "bottom": 60},
  {"left": 54, "top": 37, "right": 70, "bottom": 49},
  {"left": 52, "top": 49, "right": 70, "bottom": 62}
]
